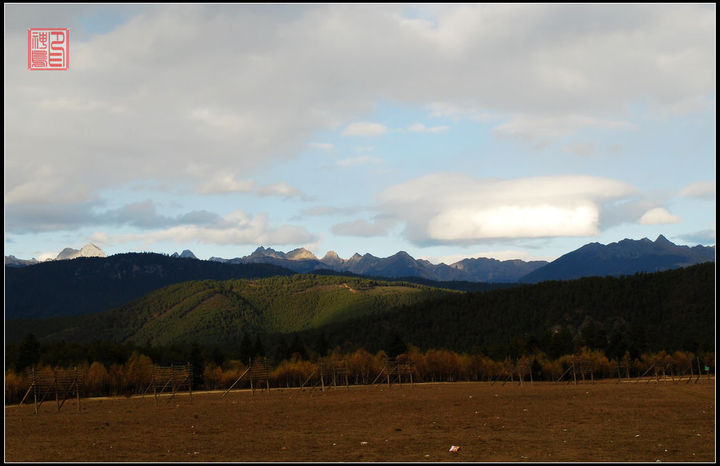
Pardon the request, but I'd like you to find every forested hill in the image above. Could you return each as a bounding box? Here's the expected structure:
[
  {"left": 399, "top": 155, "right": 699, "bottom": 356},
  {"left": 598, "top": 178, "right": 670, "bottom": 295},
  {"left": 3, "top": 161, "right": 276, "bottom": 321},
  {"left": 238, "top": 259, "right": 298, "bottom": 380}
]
[
  {"left": 289, "top": 262, "right": 716, "bottom": 359},
  {"left": 5, "top": 275, "right": 454, "bottom": 346},
  {"left": 4, "top": 252, "right": 294, "bottom": 320},
  {"left": 309, "top": 269, "right": 518, "bottom": 292}
]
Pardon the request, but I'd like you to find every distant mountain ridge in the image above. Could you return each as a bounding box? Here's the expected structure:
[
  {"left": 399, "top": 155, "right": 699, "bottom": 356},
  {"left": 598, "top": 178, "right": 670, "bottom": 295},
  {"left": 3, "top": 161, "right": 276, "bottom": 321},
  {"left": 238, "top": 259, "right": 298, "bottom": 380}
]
[
  {"left": 210, "top": 247, "right": 548, "bottom": 283},
  {"left": 7, "top": 235, "right": 714, "bottom": 284},
  {"left": 4, "top": 235, "right": 715, "bottom": 323},
  {"left": 4, "top": 255, "right": 40, "bottom": 267},
  {"left": 171, "top": 249, "right": 198, "bottom": 259},
  {"left": 5, "top": 243, "right": 107, "bottom": 267},
  {"left": 519, "top": 235, "right": 715, "bottom": 283}
]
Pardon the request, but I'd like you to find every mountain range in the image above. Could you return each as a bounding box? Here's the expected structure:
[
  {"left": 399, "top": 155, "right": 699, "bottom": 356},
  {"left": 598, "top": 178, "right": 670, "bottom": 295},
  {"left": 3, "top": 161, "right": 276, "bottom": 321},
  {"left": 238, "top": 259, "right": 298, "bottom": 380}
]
[
  {"left": 4, "top": 235, "right": 714, "bottom": 322},
  {"left": 5, "top": 242, "right": 107, "bottom": 266},
  {"left": 206, "top": 235, "right": 713, "bottom": 283},
  {"left": 211, "top": 246, "right": 549, "bottom": 282},
  {"left": 519, "top": 235, "right": 715, "bottom": 283}
]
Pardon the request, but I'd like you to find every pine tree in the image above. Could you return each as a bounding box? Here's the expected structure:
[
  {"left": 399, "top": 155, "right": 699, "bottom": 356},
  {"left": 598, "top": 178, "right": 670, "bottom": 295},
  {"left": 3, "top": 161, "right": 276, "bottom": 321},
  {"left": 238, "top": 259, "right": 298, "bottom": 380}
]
[
  {"left": 239, "top": 332, "right": 254, "bottom": 364},
  {"left": 253, "top": 334, "right": 265, "bottom": 357},
  {"left": 15, "top": 333, "right": 41, "bottom": 372},
  {"left": 313, "top": 333, "right": 329, "bottom": 359}
]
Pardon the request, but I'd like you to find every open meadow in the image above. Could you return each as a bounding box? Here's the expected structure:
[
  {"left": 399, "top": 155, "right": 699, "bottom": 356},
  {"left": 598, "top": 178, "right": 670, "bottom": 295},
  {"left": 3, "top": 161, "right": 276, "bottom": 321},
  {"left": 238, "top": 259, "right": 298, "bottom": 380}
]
[{"left": 4, "top": 379, "right": 715, "bottom": 462}]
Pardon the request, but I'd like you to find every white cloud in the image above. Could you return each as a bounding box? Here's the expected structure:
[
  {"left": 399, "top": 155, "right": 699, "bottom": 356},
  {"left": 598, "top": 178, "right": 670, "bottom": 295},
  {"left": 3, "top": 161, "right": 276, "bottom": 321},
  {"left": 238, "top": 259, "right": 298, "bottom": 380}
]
[
  {"left": 493, "top": 115, "right": 634, "bottom": 147},
  {"left": 257, "top": 182, "right": 306, "bottom": 199},
  {"left": 677, "top": 229, "right": 716, "bottom": 245},
  {"left": 336, "top": 156, "right": 384, "bottom": 167},
  {"left": 97, "top": 210, "right": 317, "bottom": 247},
  {"left": 196, "top": 174, "right": 255, "bottom": 194},
  {"left": 300, "top": 205, "right": 363, "bottom": 217},
  {"left": 678, "top": 181, "right": 715, "bottom": 199},
  {"left": 427, "top": 102, "right": 496, "bottom": 122},
  {"left": 428, "top": 204, "right": 599, "bottom": 240},
  {"left": 308, "top": 142, "right": 335, "bottom": 151},
  {"left": 341, "top": 122, "right": 388, "bottom": 136},
  {"left": 4, "top": 4, "right": 715, "bottom": 234},
  {"left": 407, "top": 123, "right": 449, "bottom": 133},
  {"left": 88, "top": 231, "right": 112, "bottom": 246},
  {"left": 638, "top": 207, "right": 681, "bottom": 225},
  {"left": 377, "top": 173, "right": 637, "bottom": 244},
  {"left": 190, "top": 107, "right": 253, "bottom": 131}
]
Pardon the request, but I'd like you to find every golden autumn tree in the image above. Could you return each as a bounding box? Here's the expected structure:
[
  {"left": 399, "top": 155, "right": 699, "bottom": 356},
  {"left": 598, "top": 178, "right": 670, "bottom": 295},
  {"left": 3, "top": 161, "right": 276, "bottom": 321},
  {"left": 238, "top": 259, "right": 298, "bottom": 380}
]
[
  {"left": 124, "top": 352, "right": 153, "bottom": 394},
  {"left": 85, "top": 361, "right": 109, "bottom": 396}
]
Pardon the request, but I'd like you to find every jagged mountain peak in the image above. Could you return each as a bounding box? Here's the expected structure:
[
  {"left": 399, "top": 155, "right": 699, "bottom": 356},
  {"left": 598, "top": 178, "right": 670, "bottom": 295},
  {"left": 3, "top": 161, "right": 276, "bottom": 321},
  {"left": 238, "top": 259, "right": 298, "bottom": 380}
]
[
  {"left": 321, "top": 250, "right": 344, "bottom": 265},
  {"left": 55, "top": 243, "right": 106, "bottom": 261},
  {"left": 393, "top": 251, "right": 414, "bottom": 259},
  {"left": 248, "top": 246, "right": 284, "bottom": 259},
  {"left": 285, "top": 248, "right": 318, "bottom": 261},
  {"left": 655, "top": 234, "right": 672, "bottom": 245}
]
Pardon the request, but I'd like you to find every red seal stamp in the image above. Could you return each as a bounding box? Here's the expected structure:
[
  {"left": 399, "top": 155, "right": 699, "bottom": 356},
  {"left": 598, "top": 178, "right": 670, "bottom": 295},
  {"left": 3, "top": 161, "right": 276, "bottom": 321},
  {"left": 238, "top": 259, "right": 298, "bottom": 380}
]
[{"left": 28, "top": 28, "right": 69, "bottom": 70}]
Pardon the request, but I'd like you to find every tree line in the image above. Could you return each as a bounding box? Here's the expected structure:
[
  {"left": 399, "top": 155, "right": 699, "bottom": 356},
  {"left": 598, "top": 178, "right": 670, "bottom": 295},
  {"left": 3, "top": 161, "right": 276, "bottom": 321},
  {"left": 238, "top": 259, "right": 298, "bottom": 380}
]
[{"left": 5, "top": 334, "right": 714, "bottom": 404}]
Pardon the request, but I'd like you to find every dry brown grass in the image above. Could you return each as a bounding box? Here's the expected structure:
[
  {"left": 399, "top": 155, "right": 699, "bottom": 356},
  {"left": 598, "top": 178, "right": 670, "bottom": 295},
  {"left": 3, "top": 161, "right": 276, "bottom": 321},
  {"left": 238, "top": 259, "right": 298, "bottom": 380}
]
[{"left": 4, "top": 379, "right": 715, "bottom": 462}]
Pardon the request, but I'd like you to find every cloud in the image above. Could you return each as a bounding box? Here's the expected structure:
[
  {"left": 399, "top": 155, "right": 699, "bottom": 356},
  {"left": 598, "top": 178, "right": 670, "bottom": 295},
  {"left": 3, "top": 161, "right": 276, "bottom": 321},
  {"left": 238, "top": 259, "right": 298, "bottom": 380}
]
[
  {"left": 300, "top": 205, "right": 364, "bottom": 217},
  {"left": 377, "top": 173, "right": 637, "bottom": 245},
  {"left": 4, "top": 4, "right": 715, "bottom": 234},
  {"left": 100, "top": 201, "right": 223, "bottom": 228},
  {"left": 332, "top": 218, "right": 397, "bottom": 237},
  {"left": 341, "top": 122, "right": 388, "bottom": 137},
  {"left": 427, "top": 102, "right": 496, "bottom": 122},
  {"left": 196, "top": 174, "right": 255, "bottom": 194},
  {"left": 564, "top": 142, "right": 598, "bottom": 158},
  {"left": 257, "top": 182, "right": 308, "bottom": 200},
  {"left": 5, "top": 200, "right": 103, "bottom": 233},
  {"left": 308, "top": 142, "right": 335, "bottom": 151},
  {"left": 676, "top": 229, "right": 716, "bottom": 245},
  {"left": 336, "top": 156, "right": 384, "bottom": 167},
  {"left": 678, "top": 181, "right": 715, "bottom": 199},
  {"left": 96, "top": 210, "right": 317, "bottom": 247},
  {"left": 638, "top": 207, "right": 681, "bottom": 225},
  {"left": 493, "top": 115, "right": 634, "bottom": 147},
  {"left": 407, "top": 123, "right": 449, "bottom": 133},
  {"left": 428, "top": 204, "right": 600, "bottom": 240}
]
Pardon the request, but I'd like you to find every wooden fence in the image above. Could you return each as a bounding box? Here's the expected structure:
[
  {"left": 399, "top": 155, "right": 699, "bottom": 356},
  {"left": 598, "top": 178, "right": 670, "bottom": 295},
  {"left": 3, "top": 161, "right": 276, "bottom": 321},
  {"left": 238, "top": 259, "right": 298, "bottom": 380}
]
[{"left": 19, "top": 367, "right": 83, "bottom": 414}]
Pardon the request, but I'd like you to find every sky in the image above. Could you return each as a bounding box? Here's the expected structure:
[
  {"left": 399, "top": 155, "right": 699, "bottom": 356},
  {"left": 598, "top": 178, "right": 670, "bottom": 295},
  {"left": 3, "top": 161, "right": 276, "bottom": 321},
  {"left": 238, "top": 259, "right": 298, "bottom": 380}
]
[{"left": 4, "top": 4, "right": 716, "bottom": 264}]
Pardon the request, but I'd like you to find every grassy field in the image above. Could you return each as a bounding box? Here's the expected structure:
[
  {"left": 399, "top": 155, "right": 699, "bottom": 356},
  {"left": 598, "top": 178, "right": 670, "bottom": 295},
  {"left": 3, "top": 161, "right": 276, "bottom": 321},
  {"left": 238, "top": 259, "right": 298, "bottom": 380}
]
[{"left": 4, "top": 379, "right": 715, "bottom": 462}]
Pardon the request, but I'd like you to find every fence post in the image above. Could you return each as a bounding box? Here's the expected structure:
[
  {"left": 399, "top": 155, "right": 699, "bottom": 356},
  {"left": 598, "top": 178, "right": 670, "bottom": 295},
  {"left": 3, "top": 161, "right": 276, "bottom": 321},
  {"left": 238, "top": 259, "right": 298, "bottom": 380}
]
[
  {"left": 33, "top": 368, "right": 38, "bottom": 415},
  {"left": 75, "top": 366, "right": 80, "bottom": 412},
  {"left": 188, "top": 363, "right": 193, "bottom": 403}
]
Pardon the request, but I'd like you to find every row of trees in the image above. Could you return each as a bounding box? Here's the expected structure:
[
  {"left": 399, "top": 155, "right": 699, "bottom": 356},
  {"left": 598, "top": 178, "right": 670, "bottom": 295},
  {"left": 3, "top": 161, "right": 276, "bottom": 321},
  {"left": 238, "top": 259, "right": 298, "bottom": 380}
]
[{"left": 6, "top": 345, "right": 714, "bottom": 404}]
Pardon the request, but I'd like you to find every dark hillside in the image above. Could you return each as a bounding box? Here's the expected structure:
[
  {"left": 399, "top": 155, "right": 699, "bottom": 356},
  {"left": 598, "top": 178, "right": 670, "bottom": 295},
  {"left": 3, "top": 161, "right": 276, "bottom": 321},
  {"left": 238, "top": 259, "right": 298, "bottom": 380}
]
[
  {"left": 293, "top": 262, "right": 716, "bottom": 358},
  {"left": 5, "top": 252, "right": 294, "bottom": 319}
]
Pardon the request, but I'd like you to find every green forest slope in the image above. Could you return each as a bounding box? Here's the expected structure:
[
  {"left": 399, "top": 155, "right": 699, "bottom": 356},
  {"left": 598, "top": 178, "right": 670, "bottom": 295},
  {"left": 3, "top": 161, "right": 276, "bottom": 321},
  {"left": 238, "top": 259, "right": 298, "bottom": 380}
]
[{"left": 6, "top": 275, "right": 452, "bottom": 346}]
